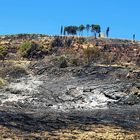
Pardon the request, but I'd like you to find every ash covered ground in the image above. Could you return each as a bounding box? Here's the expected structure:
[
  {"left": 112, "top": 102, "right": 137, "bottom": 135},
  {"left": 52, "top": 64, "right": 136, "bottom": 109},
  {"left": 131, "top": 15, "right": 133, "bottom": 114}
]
[{"left": 0, "top": 60, "right": 140, "bottom": 139}]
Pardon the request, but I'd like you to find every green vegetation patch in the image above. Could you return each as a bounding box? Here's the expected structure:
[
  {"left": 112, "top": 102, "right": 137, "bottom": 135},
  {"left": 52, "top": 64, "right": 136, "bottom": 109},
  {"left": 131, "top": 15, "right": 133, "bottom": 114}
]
[
  {"left": 0, "top": 77, "right": 6, "bottom": 88},
  {"left": 0, "top": 46, "right": 7, "bottom": 60},
  {"left": 20, "top": 41, "right": 43, "bottom": 59}
]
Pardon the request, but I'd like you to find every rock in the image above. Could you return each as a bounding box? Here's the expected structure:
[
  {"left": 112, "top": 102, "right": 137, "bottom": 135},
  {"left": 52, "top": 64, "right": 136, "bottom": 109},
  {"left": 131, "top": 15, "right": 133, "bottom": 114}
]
[
  {"left": 114, "top": 92, "right": 127, "bottom": 99},
  {"left": 129, "top": 86, "right": 139, "bottom": 94},
  {"left": 83, "top": 87, "right": 91, "bottom": 92},
  {"left": 116, "top": 94, "right": 140, "bottom": 105},
  {"left": 134, "top": 83, "right": 140, "bottom": 89},
  {"left": 99, "top": 68, "right": 109, "bottom": 74},
  {"left": 66, "top": 85, "right": 76, "bottom": 90},
  {"left": 10, "top": 89, "right": 22, "bottom": 94}
]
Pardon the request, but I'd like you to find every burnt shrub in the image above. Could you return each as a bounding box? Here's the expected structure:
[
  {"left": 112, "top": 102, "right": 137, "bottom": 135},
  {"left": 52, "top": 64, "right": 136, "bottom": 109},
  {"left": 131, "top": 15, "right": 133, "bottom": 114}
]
[
  {"left": 7, "top": 65, "right": 28, "bottom": 79},
  {"left": 136, "top": 56, "right": 140, "bottom": 67},
  {"left": 51, "top": 36, "right": 73, "bottom": 48},
  {"left": 59, "top": 56, "right": 68, "bottom": 68},
  {"left": 51, "top": 37, "right": 63, "bottom": 47},
  {"left": 76, "top": 37, "right": 86, "bottom": 44}
]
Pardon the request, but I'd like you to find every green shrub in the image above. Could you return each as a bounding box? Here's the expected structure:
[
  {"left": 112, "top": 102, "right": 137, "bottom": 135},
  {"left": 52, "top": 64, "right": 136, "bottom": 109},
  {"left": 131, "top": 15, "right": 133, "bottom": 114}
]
[
  {"left": 20, "top": 41, "right": 43, "bottom": 59},
  {"left": 20, "top": 41, "right": 33, "bottom": 53},
  {"left": 0, "top": 46, "right": 7, "bottom": 60},
  {"left": 0, "top": 77, "right": 5, "bottom": 88}
]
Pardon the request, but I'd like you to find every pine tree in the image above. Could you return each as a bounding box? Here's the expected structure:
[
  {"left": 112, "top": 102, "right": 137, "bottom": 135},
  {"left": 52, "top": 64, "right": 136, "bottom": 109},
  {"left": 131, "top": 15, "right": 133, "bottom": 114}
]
[
  {"left": 106, "top": 27, "right": 110, "bottom": 38},
  {"left": 60, "top": 26, "right": 63, "bottom": 36}
]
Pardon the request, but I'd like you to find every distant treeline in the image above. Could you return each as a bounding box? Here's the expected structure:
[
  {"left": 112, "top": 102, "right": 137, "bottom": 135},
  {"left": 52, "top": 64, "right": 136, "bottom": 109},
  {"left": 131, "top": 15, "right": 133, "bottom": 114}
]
[{"left": 61, "top": 24, "right": 110, "bottom": 38}]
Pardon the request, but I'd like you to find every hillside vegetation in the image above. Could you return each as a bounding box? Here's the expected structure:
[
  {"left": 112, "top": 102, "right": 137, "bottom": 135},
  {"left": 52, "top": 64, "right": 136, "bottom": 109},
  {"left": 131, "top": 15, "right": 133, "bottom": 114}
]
[{"left": 0, "top": 34, "right": 139, "bottom": 67}]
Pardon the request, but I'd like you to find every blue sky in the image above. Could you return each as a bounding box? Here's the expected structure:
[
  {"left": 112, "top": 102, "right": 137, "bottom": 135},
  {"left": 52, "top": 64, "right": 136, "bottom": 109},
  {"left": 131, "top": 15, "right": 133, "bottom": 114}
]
[{"left": 0, "top": 0, "right": 140, "bottom": 40}]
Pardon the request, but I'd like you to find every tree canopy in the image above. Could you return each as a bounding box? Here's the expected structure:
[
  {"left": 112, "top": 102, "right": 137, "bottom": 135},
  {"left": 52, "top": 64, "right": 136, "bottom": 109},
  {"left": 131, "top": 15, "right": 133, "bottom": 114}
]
[{"left": 63, "top": 24, "right": 101, "bottom": 38}]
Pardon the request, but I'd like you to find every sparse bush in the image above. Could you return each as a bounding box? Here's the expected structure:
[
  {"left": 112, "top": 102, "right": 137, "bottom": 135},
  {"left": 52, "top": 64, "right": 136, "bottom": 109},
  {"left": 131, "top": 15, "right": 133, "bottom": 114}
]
[
  {"left": 102, "top": 52, "right": 115, "bottom": 65},
  {"left": 83, "top": 45, "right": 100, "bottom": 65}
]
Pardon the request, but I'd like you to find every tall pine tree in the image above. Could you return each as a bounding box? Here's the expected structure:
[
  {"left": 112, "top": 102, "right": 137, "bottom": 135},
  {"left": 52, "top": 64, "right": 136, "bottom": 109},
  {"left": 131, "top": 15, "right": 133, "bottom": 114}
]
[{"left": 60, "top": 26, "right": 63, "bottom": 36}]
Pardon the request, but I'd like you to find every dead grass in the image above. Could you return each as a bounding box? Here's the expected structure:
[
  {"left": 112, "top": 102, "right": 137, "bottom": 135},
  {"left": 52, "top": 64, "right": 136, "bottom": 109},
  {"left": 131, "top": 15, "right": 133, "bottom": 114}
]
[
  {"left": 0, "top": 77, "right": 5, "bottom": 88},
  {"left": 0, "top": 124, "right": 140, "bottom": 140}
]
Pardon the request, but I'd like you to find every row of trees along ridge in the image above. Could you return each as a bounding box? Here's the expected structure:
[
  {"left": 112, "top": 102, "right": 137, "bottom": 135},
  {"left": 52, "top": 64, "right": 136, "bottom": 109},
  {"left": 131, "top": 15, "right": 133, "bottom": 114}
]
[{"left": 60, "top": 24, "right": 110, "bottom": 38}]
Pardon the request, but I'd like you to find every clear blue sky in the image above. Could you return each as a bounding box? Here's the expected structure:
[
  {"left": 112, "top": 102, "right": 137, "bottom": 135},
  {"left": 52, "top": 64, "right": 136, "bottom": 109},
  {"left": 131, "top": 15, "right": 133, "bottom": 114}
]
[{"left": 0, "top": 0, "right": 140, "bottom": 40}]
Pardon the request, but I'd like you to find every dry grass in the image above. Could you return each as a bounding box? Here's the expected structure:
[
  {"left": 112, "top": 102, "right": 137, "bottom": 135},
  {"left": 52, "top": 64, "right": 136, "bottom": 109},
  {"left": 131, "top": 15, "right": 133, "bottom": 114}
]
[
  {"left": 0, "top": 77, "right": 5, "bottom": 88},
  {"left": 0, "top": 124, "right": 140, "bottom": 140}
]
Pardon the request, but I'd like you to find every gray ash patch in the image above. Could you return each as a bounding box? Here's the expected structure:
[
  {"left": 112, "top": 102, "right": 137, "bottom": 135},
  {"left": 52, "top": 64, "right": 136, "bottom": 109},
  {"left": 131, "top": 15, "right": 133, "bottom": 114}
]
[{"left": 0, "top": 66, "right": 139, "bottom": 112}]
